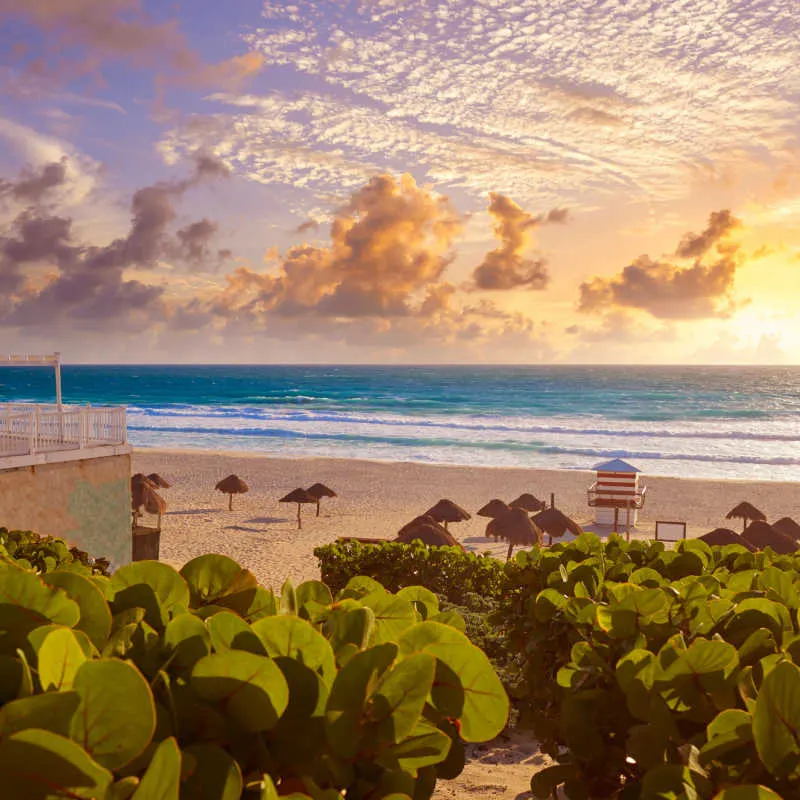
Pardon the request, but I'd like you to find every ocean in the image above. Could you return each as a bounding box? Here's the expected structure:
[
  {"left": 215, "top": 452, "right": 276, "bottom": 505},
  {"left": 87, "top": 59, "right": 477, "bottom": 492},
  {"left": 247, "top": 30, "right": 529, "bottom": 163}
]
[{"left": 2, "top": 365, "right": 799, "bottom": 481}]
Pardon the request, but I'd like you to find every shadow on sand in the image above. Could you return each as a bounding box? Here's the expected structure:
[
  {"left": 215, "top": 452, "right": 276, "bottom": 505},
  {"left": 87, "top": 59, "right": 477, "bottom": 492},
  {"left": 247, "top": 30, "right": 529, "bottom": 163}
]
[
  {"left": 165, "top": 508, "right": 220, "bottom": 516},
  {"left": 244, "top": 516, "right": 291, "bottom": 525}
]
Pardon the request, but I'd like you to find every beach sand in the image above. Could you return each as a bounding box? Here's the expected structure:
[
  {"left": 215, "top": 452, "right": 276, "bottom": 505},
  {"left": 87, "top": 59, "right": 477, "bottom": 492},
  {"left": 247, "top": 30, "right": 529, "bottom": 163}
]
[{"left": 132, "top": 447, "right": 800, "bottom": 799}]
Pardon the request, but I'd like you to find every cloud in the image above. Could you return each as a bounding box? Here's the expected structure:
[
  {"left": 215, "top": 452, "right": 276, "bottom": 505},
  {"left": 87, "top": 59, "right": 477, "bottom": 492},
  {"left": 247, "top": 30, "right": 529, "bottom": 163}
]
[
  {"left": 0, "top": 152, "right": 229, "bottom": 330},
  {"left": 471, "top": 194, "right": 566, "bottom": 291},
  {"left": 0, "top": 0, "right": 264, "bottom": 90},
  {"left": 675, "top": 209, "right": 741, "bottom": 259},
  {"left": 212, "top": 173, "right": 461, "bottom": 319},
  {"left": 578, "top": 208, "right": 745, "bottom": 320},
  {"left": 0, "top": 157, "right": 68, "bottom": 204}
]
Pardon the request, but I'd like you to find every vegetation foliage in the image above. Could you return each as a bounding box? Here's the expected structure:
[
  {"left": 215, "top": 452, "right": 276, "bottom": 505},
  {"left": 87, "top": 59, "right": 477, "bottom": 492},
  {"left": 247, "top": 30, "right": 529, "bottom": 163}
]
[
  {"left": 0, "top": 552, "right": 508, "bottom": 799},
  {"left": 0, "top": 527, "right": 111, "bottom": 576},
  {"left": 499, "top": 533, "right": 800, "bottom": 799}
]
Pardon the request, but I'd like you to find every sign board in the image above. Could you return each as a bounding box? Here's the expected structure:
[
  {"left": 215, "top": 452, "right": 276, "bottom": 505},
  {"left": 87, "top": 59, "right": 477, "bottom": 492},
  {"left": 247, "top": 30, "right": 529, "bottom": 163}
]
[{"left": 655, "top": 520, "right": 687, "bottom": 541}]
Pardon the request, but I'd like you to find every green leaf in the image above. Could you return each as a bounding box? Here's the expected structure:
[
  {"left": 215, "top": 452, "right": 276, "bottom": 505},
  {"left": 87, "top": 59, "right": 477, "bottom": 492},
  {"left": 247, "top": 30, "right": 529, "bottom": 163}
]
[
  {"left": 327, "top": 605, "right": 375, "bottom": 654},
  {"left": 179, "top": 554, "right": 258, "bottom": 607},
  {"left": 163, "top": 613, "right": 211, "bottom": 672},
  {"left": 360, "top": 592, "right": 417, "bottom": 644},
  {"left": 109, "top": 777, "right": 140, "bottom": 800},
  {"left": 37, "top": 626, "right": 87, "bottom": 690},
  {"left": 339, "top": 576, "right": 385, "bottom": 600},
  {"left": 131, "top": 736, "right": 181, "bottom": 800},
  {"left": 712, "top": 787, "right": 784, "bottom": 800},
  {"left": 280, "top": 579, "right": 298, "bottom": 615},
  {"left": 181, "top": 743, "right": 242, "bottom": 800},
  {"left": 530, "top": 764, "right": 577, "bottom": 799},
  {"left": 43, "top": 570, "right": 112, "bottom": 650},
  {"left": 397, "top": 587, "right": 439, "bottom": 620},
  {"left": 206, "top": 610, "right": 265, "bottom": 655},
  {"left": 296, "top": 580, "right": 333, "bottom": 616},
  {"left": 379, "top": 721, "right": 452, "bottom": 773},
  {"left": 109, "top": 562, "right": 190, "bottom": 631},
  {"left": 699, "top": 708, "right": 754, "bottom": 766},
  {"left": 326, "top": 642, "right": 398, "bottom": 758},
  {"left": 71, "top": 658, "right": 157, "bottom": 770},
  {"left": 191, "top": 650, "right": 290, "bottom": 732},
  {"left": 752, "top": 659, "right": 800, "bottom": 778},
  {"left": 373, "top": 653, "right": 436, "bottom": 742},
  {"left": 250, "top": 615, "right": 336, "bottom": 684},
  {"left": 641, "top": 764, "right": 712, "bottom": 799},
  {"left": 0, "top": 691, "right": 80, "bottom": 737},
  {"left": 0, "top": 727, "right": 113, "bottom": 799}
]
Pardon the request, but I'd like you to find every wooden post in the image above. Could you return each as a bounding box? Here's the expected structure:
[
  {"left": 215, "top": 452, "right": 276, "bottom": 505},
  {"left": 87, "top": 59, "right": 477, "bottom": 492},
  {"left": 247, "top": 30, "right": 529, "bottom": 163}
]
[
  {"left": 297, "top": 504, "right": 302, "bottom": 530},
  {"left": 550, "top": 492, "right": 555, "bottom": 509},
  {"left": 625, "top": 503, "right": 632, "bottom": 542},
  {"left": 613, "top": 507, "right": 619, "bottom": 532}
]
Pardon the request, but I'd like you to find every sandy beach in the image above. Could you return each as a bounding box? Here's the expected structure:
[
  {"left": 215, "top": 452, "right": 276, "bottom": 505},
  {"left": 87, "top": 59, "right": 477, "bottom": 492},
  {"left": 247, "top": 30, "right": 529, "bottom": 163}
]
[
  {"left": 132, "top": 447, "right": 800, "bottom": 799},
  {"left": 134, "top": 447, "right": 800, "bottom": 590}
]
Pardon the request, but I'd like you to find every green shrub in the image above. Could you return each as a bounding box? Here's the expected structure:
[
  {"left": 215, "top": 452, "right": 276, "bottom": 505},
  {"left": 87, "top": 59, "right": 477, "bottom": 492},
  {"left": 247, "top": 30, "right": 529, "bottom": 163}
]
[
  {"left": 314, "top": 540, "right": 505, "bottom": 606},
  {"left": 0, "top": 527, "right": 110, "bottom": 576},
  {"left": 495, "top": 533, "right": 800, "bottom": 799},
  {"left": 0, "top": 553, "right": 508, "bottom": 799}
]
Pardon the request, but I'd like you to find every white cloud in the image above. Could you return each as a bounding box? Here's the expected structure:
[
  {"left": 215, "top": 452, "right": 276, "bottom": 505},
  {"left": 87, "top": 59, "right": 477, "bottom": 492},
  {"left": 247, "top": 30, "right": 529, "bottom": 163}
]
[{"left": 158, "top": 0, "right": 800, "bottom": 208}]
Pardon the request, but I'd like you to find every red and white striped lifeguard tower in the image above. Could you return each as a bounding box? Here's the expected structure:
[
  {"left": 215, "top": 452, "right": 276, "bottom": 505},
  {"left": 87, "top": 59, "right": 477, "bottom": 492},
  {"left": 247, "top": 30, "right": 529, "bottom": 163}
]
[{"left": 587, "top": 458, "right": 646, "bottom": 534}]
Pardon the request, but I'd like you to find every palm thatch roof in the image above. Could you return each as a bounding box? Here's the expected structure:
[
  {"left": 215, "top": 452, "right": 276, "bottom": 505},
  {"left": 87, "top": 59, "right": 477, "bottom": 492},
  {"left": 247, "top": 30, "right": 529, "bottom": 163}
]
[
  {"left": 509, "top": 493, "right": 546, "bottom": 513},
  {"left": 531, "top": 507, "right": 583, "bottom": 540},
  {"left": 772, "top": 517, "right": 800, "bottom": 542},
  {"left": 132, "top": 481, "right": 166, "bottom": 515},
  {"left": 395, "top": 515, "right": 463, "bottom": 549},
  {"left": 699, "top": 528, "right": 755, "bottom": 551},
  {"left": 147, "top": 473, "right": 172, "bottom": 489},
  {"left": 726, "top": 502, "right": 766, "bottom": 523},
  {"left": 486, "top": 507, "right": 542, "bottom": 553},
  {"left": 477, "top": 499, "right": 510, "bottom": 519},
  {"left": 280, "top": 488, "right": 318, "bottom": 504},
  {"left": 425, "top": 499, "right": 471, "bottom": 526},
  {"left": 307, "top": 483, "right": 337, "bottom": 499},
  {"left": 742, "top": 521, "right": 797, "bottom": 555},
  {"left": 215, "top": 475, "right": 249, "bottom": 495}
]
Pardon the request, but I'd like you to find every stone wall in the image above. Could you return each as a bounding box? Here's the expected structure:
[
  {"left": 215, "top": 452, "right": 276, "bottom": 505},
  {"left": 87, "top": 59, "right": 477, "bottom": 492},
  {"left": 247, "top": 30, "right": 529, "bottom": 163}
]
[{"left": 0, "top": 453, "right": 131, "bottom": 567}]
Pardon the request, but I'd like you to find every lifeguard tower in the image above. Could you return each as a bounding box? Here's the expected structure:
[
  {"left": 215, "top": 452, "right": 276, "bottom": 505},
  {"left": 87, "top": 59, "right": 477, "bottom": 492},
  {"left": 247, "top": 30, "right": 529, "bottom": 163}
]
[{"left": 587, "top": 458, "right": 646, "bottom": 534}]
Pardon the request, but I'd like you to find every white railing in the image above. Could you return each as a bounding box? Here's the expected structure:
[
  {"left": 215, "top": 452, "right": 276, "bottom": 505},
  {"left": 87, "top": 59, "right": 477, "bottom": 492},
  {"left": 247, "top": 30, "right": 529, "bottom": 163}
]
[{"left": 0, "top": 403, "right": 127, "bottom": 458}]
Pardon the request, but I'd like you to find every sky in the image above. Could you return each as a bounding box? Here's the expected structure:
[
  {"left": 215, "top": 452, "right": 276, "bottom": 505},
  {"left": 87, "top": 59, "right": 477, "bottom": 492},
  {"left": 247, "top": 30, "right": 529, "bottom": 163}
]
[{"left": 0, "top": 0, "right": 799, "bottom": 365}]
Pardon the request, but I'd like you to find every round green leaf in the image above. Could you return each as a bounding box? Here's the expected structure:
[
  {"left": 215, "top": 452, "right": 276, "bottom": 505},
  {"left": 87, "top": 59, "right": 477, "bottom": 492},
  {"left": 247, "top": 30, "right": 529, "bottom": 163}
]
[
  {"left": 397, "top": 586, "right": 439, "bottom": 620},
  {"left": 181, "top": 743, "right": 242, "bottom": 800},
  {"left": 338, "top": 576, "right": 385, "bottom": 600},
  {"left": 296, "top": 580, "right": 333, "bottom": 612},
  {"left": 38, "top": 627, "right": 87, "bottom": 691},
  {"left": 109, "top": 562, "right": 190, "bottom": 630},
  {"left": 360, "top": 592, "right": 417, "bottom": 644},
  {"left": 191, "top": 650, "right": 290, "bottom": 731},
  {"left": 753, "top": 659, "right": 800, "bottom": 778},
  {"left": 163, "top": 613, "right": 211, "bottom": 672},
  {"left": 0, "top": 563, "right": 80, "bottom": 639},
  {"left": 206, "top": 611, "right": 265, "bottom": 655},
  {"left": 179, "top": 554, "right": 257, "bottom": 605},
  {"left": 713, "top": 787, "right": 784, "bottom": 800},
  {"left": 0, "top": 691, "right": 80, "bottom": 737},
  {"left": 0, "top": 727, "right": 113, "bottom": 799},
  {"left": 44, "top": 570, "right": 112, "bottom": 650},
  {"left": 71, "top": 659, "right": 157, "bottom": 770},
  {"left": 131, "top": 736, "right": 181, "bottom": 800},
  {"left": 251, "top": 615, "right": 336, "bottom": 684}
]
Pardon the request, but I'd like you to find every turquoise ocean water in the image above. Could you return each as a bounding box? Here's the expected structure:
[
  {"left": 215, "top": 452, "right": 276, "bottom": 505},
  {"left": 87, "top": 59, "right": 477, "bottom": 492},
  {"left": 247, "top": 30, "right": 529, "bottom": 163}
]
[{"left": 2, "top": 365, "right": 799, "bottom": 481}]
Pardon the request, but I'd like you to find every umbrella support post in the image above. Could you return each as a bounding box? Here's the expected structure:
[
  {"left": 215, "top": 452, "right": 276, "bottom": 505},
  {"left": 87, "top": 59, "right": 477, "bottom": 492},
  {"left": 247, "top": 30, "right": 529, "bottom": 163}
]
[
  {"left": 625, "top": 504, "right": 631, "bottom": 542},
  {"left": 507, "top": 542, "right": 514, "bottom": 561},
  {"left": 316, "top": 502, "right": 320, "bottom": 517},
  {"left": 297, "top": 504, "right": 302, "bottom": 530},
  {"left": 614, "top": 507, "right": 619, "bottom": 533},
  {"left": 229, "top": 494, "right": 233, "bottom": 511}
]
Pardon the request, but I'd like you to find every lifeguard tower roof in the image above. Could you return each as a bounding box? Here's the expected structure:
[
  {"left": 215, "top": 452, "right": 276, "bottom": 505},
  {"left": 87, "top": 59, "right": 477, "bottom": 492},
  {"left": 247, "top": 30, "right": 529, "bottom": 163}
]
[{"left": 592, "top": 458, "right": 641, "bottom": 474}]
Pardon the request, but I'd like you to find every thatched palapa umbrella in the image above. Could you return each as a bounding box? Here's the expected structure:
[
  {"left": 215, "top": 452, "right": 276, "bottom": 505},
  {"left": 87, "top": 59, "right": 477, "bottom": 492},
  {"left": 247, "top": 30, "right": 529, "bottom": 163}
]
[
  {"left": 531, "top": 507, "right": 583, "bottom": 545},
  {"left": 726, "top": 502, "right": 766, "bottom": 533},
  {"left": 132, "top": 480, "right": 166, "bottom": 528},
  {"left": 477, "top": 499, "right": 510, "bottom": 519},
  {"left": 395, "top": 515, "right": 463, "bottom": 549},
  {"left": 699, "top": 528, "right": 756, "bottom": 551},
  {"left": 280, "top": 488, "right": 318, "bottom": 529},
  {"left": 424, "top": 499, "right": 471, "bottom": 530},
  {"left": 216, "top": 474, "right": 249, "bottom": 511},
  {"left": 132, "top": 473, "right": 157, "bottom": 489},
  {"left": 487, "top": 507, "right": 542, "bottom": 561},
  {"left": 742, "top": 521, "right": 797, "bottom": 555},
  {"left": 772, "top": 517, "right": 800, "bottom": 542},
  {"left": 147, "top": 473, "right": 172, "bottom": 489},
  {"left": 509, "top": 493, "right": 546, "bottom": 513},
  {"left": 307, "top": 483, "right": 337, "bottom": 517}
]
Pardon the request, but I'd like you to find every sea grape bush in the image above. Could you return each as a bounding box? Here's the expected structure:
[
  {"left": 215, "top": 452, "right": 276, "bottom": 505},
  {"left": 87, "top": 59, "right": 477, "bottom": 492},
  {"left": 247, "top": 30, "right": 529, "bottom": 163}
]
[
  {"left": 497, "top": 533, "right": 800, "bottom": 799},
  {"left": 0, "top": 554, "right": 508, "bottom": 799},
  {"left": 314, "top": 540, "right": 505, "bottom": 606},
  {"left": 0, "top": 526, "right": 111, "bottom": 576}
]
